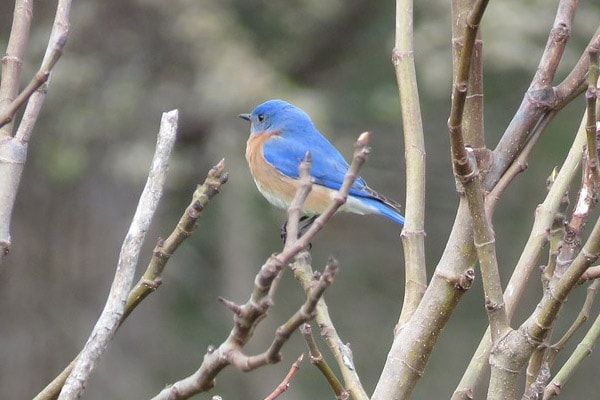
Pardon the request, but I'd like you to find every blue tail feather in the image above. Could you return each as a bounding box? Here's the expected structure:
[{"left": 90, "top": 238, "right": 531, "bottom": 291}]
[{"left": 359, "top": 197, "right": 405, "bottom": 225}]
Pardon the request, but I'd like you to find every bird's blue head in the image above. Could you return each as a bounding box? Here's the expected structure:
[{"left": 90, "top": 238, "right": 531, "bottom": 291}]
[{"left": 239, "top": 99, "right": 314, "bottom": 135}]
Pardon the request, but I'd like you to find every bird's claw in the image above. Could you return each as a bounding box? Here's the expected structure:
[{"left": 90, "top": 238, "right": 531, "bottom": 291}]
[{"left": 280, "top": 215, "right": 318, "bottom": 249}]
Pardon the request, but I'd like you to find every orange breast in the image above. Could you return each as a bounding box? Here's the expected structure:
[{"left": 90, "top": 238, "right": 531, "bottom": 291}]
[{"left": 245, "top": 131, "right": 336, "bottom": 215}]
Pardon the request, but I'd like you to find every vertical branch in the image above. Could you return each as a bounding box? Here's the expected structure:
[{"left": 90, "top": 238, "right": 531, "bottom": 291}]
[
  {"left": 15, "top": 0, "right": 73, "bottom": 143},
  {"left": 447, "top": 0, "right": 488, "bottom": 179},
  {"left": 451, "top": 0, "right": 485, "bottom": 149},
  {"left": 58, "top": 111, "right": 178, "bottom": 400},
  {"left": 448, "top": 0, "right": 509, "bottom": 345},
  {"left": 372, "top": 2, "right": 492, "bottom": 397},
  {"left": 0, "top": 0, "right": 33, "bottom": 138},
  {"left": 463, "top": 149, "right": 509, "bottom": 342},
  {"left": 0, "top": 0, "right": 71, "bottom": 266},
  {"left": 392, "top": 0, "right": 427, "bottom": 326},
  {"left": 453, "top": 112, "right": 588, "bottom": 399},
  {"left": 372, "top": 199, "right": 477, "bottom": 400},
  {"left": 585, "top": 43, "right": 599, "bottom": 174}
]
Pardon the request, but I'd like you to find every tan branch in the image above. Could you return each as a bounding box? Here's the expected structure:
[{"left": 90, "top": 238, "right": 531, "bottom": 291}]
[
  {"left": 392, "top": 0, "right": 427, "bottom": 325},
  {"left": 301, "top": 323, "right": 348, "bottom": 399}
]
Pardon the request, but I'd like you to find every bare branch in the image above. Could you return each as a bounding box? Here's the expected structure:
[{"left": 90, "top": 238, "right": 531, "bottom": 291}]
[
  {"left": 487, "top": 205, "right": 600, "bottom": 399},
  {"left": 262, "top": 354, "right": 304, "bottom": 400},
  {"left": 543, "top": 309, "right": 600, "bottom": 400},
  {"left": 0, "top": 33, "right": 67, "bottom": 131},
  {"left": 446, "top": 4, "right": 509, "bottom": 344},
  {"left": 392, "top": 0, "right": 427, "bottom": 326},
  {"left": 58, "top": 110, "right": 178, "bottom": 400},
  {"left": 284, "top": 152, "right": 313, "bottom": 251},
  {"left": 580, "top": 265, "right": 600, "bottom": 281},
  {"left": 149, "top": 132, "right": 370, "bottom": 400},
  {"left": 238, "top": 260, "right": 338, "bottom": 369},
  {"left": 301, "top": 323, "right": 348, "bottom": 399},
  {"left": 547, "top": 280, "right": 600, "bottom": 366},
  {"left": 123, "top": 159, "right": 228, "bottom": 318},
  {"left": 0, "top": 0, "right": 33, "bottom": 138},
  {"left": 486, "top": 12, "right": 597, "bottom": 189},
  {"left": 33, "top": 159, "right": 227, "bottom": 400},
  {"left": 0, "top": 0, "right": 72, "bottom": 265},
  {"left": 15, "top": 0, "right": 73, "bottom": 143},
  {"left": 292, "top": 254, "right": 368, "bottom": 400},
  {"left": 454, "top": 106, "right": 589, "bottom": 399}
]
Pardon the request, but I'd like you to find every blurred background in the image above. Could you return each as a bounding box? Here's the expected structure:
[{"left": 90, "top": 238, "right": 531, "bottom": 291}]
[{"left": 1, "top": 0, "right": 600, "bottom": 398}]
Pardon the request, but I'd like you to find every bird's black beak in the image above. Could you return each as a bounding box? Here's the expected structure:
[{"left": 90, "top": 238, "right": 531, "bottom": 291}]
[{"left": 238, "top": 113, "right": 251, "bottom": 121}]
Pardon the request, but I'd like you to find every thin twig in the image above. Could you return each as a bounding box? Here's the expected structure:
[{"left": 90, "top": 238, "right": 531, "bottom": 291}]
[
  {"left": 0, "top": 32, "right": 68, "bottom": 131},
  {"left": 263, "top": 354, "right": 304, "bottom": 400},
  {"left": 543, "top": 309, "right": 600, "bottom": 400},
  {"left": 290, "top": 132, "right": 372, "bottom": 250},
  {"left": 291, "top": 254, "right": 367, "bottom": 400},
  {"left": 301, "top": 323, "right": 349, "bottom": 399},
  {"left": 236, "top": 261, "right": 339, "bottom": 369},
  {"left": 584, "top": 43, "right": 599, "bottom": 172},
  {"left": 58, "top": 110, "right": 178, "bottom": 400},
  {"left": 547, "top": 280, "right": 600, "bottom": 366},
  {"left": 284, "top": 152, "right": 312, "bottom": 251}
]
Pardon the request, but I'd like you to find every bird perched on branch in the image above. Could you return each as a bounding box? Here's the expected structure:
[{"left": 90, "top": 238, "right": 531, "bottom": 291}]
[{"left": 239, "top": 99, "right": 404, "bottom": 232}]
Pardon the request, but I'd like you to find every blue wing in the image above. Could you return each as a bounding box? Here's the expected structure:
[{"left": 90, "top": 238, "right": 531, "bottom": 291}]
[{"left": 262, "top": 130, "right": 372, "bottom": 197}]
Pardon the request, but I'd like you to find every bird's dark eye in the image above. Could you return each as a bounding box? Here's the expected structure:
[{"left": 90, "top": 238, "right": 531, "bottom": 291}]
[{"left": 257, "top": 114, "right": 265, "bottom": 122}]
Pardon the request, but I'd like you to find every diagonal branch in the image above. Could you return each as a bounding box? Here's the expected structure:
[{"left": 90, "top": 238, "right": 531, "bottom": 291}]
[
  {"left": 57, "top": 110, "right": 178, "bottom": 400},
  {"left": 149, "top": 132, "right": 371, "bottom": 400},
  {"left": 0, "top": 33, "right": 68, "bottom": 130},
  {"left": 232, "top": 260, "right": 338, "bottom": 369},
  {"left": 448, "top": 0, "right": 509, "bottom": 351},
  {"left": 262, "top": 354, "right": 304, "bottom": 400},
  {"left": 543, "top": 307, "right": 600, "bottom": 400},
  {"left": 32, "top": 158, "right": 227, "bottom": 400},
  {"left": 486, "top": 2, "right": 591, "bottom": 189},
  {"left": 301, "top": 323, "right": 348, "bottom": 399},
  {"left": 292, "top": 253, "right": 368, "bottom": 400}
]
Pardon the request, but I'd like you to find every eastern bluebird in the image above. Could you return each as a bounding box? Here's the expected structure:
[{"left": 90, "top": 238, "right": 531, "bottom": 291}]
[{"left": 239, "top": 99, "right": 405, "bottom": 227}]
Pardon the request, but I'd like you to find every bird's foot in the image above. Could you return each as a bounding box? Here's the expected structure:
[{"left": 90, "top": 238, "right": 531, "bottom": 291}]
[{"left": 280, "top": 215, "right": 318, "bottom": 248}]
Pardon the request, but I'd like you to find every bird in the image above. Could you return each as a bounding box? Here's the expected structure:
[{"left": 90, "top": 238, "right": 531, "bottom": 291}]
[{"left": 239, "top": 99, "right": 404, "bottom": 233}]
